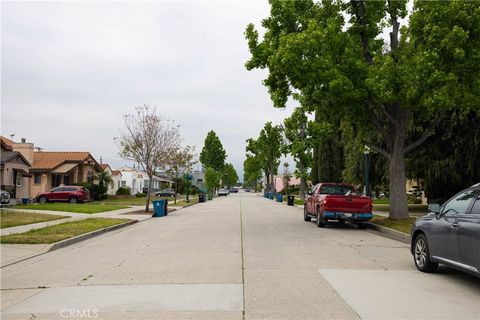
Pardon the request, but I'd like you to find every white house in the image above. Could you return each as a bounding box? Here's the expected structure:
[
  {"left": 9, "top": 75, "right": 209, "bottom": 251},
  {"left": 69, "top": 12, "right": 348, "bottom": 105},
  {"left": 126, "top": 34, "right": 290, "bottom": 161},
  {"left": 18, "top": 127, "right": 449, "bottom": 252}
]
[
  {"left": 111, "top": 170, "right": 123, "bottom": 195},
  {"left": 115, "top": 166, "right": 172, "bottom": 195}
]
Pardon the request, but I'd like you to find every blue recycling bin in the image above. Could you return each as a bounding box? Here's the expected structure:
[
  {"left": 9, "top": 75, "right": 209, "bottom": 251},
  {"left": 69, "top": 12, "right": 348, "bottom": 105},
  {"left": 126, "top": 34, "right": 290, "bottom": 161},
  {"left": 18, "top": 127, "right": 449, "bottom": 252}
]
[
  {"left": 276, "top": 194, "right": 283, "bottom": 202},
  {"left": 152, "top": 199, "right": 167, "bottom": 217},
  {"left": 22, "top": 197, "right": 29, "bottom": 205}
]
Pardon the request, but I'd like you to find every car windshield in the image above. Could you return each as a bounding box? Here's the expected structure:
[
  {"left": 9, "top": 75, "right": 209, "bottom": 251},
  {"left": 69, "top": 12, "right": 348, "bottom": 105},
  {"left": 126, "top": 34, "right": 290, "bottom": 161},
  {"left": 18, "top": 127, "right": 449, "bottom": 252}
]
[{"left": 319, "top": 185, "right": 354, "bottom": 195}]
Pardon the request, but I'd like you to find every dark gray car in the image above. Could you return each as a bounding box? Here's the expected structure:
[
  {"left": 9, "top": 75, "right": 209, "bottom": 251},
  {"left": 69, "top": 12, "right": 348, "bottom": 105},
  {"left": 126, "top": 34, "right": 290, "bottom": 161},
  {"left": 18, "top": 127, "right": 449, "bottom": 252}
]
[{"left": 410, "top": 183, "right": 480, "bottom": 278}]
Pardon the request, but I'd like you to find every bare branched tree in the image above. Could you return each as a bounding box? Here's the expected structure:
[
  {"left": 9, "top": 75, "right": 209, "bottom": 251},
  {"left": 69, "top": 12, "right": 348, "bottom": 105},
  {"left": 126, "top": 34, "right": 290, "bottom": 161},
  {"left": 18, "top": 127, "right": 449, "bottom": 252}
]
[{"left": 118, "top": 105, "right": 181, "bottom": 212}]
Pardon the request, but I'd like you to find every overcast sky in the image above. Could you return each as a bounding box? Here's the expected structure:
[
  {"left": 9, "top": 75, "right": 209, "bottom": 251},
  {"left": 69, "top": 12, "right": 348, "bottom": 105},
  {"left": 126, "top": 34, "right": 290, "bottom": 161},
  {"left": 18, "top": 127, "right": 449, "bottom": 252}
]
[{"left": 1, "top": 1, "right": 295, "bottom": 179}]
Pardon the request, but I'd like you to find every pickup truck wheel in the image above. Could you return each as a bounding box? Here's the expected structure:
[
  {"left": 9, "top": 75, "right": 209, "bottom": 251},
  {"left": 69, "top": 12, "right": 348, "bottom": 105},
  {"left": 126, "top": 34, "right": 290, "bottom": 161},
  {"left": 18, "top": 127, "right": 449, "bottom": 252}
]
[
  {"left": 316, "top": 208, "right": 326, "bottom": 228},
  {"left": 303, "top": 206, "right": 311, "bottom": 222},
  {"left": 356, "top": 222, "right": 367, "bottom": 229}
]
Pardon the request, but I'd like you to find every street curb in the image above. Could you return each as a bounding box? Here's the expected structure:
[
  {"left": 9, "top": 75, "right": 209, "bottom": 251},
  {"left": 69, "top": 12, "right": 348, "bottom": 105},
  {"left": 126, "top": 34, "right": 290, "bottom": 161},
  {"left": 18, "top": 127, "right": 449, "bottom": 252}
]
[
  {"left": 1, "top": 219, "right": 138, "bottom": 268},
  {"left": 366, "top": 222, "right": 410, "bottom": 244},
  {"left": 178, "top": 201, "right": 200, "bottom": 209}
]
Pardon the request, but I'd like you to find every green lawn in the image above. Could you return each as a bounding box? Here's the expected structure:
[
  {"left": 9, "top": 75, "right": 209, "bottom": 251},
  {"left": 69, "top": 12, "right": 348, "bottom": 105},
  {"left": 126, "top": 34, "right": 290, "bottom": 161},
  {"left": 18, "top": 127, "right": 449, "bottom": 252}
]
[
  {"left": 373, "top": 204, "right": 428, "bottom": 214},
  {"left": 170, "top": 198, "right": 199, "bottom": 207},
  {"left": 16, "top": 203, "right": 129, "bottom": 214},
  {"left": 1, "top": 211, "right": 69, "bottom": 229},
  {"left": 372, "top": 198, "right": 390, "bottom": 204},
  {"left": 97, "top": 195, "right": 182, "bottom": 206},
  {"left": 0, "top": 218, "right": 130, "bottom": 244},
  {"left": 370, "top": 215, "right": 417, "bottom": 234},
  {"left": 97, "top": 195, "right": 199, "bottom": 206}
]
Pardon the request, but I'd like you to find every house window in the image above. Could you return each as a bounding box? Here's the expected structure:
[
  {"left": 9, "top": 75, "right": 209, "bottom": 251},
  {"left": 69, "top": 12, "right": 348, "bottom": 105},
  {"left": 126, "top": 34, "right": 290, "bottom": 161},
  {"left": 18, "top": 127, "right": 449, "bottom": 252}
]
[
  {"left": 34, "top": 174, "right": 42, "bottom": 184},
  {"left": 16, "top": 173, "right": 22, "bottom": 186},
  {"left": 87, "top": 171, "right": 94, "bottom": 183},
  {"left": 121, "top": 181, "right": 126, "bottom": 187}
]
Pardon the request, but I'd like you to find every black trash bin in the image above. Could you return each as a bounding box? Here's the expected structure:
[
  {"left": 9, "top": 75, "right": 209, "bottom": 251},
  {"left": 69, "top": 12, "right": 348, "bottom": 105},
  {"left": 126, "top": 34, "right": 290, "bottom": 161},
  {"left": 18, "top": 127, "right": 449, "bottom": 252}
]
[
  {"left": 287, "top": 195, "right": 295, "bottom": 206},
  {"left": 199, "top": 194, "right": 206, "bottom": 203}
]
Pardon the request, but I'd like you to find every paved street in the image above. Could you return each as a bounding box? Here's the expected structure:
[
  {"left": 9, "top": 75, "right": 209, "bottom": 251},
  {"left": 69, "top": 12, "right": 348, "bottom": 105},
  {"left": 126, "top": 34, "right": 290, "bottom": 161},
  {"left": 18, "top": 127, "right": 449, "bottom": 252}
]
[{"left": 1, "top": 192, "right": 479, "bottom": 319}]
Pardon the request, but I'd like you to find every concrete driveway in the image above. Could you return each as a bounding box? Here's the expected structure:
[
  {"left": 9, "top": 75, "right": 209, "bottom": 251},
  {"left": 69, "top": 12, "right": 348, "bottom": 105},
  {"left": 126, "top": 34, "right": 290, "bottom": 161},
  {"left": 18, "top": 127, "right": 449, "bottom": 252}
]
[{"left": 1, "top": 192, "right": 479, "bottom": 319}]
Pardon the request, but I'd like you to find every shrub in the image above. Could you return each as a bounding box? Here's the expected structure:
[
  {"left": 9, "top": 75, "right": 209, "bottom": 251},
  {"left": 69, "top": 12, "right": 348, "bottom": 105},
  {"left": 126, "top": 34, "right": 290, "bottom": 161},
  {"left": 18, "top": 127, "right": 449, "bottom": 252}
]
[
  {"left": 116, "top": 187, "right": 131, "bottom": 195},
  {"left": 135, "top": 192, "right": 147, "bottom": 198},
  {"left": 407, "top": 194, "right": 422, "bottom": 204}
]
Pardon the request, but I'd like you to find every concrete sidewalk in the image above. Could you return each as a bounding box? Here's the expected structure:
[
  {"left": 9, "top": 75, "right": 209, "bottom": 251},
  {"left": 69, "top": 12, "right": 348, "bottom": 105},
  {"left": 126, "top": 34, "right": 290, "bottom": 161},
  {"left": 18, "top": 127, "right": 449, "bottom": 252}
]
[{"left": 0, "top": 206, "right": 150, "bottom": 267}]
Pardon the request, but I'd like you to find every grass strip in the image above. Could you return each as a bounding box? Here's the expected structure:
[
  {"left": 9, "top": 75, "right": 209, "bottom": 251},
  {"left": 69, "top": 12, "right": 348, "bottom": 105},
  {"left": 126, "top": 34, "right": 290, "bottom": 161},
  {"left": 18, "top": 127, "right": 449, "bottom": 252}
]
[
  {"left": 1, "top": 211, "right": 69, "bottom": 229},
  {"left": 15, "top": 203, "right": 129, "bottom": 214},
  {"left": 170, "top": 198, "right": 199, "bottom": 207},
  {"left": 370, "top": 215, "right": 417, "bottom": 234},
  {"left": 97, "top": 195, "right": 184, "bottom": 206},
  {"left": 373, "top": 204, "right": 428, "bottom": 213},
  {"left": 0, "top": 218, "right": 130, "bottom": 244}
]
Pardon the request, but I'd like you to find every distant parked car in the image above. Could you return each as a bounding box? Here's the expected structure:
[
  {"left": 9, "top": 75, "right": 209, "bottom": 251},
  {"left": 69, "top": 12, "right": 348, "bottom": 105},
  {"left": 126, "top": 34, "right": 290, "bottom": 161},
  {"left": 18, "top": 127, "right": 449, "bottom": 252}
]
[
  {"left": 218, "top": 189, "right": 229, "bottom": 196},
  {"left": 155, "top": 189, "right": 176, "bottom": 197},
  {"left": 1, "top": 189, "right": 10, "bottom": 204},
  {"left": 410, "top": 183, "right": 480, "bottom": 279},
  {"left": 36, "top": 186, "right": 90, "bottom": 204},
  {"left": 229, "top": 188, "right": 239, "bottom": 193}
]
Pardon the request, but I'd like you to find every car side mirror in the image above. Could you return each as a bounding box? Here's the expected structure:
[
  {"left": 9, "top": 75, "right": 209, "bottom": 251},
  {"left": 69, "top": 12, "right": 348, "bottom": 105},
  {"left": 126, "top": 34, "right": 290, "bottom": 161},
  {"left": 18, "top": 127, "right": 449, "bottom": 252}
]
[
  {"left": 428, "top": 203, "right": 440, "bottom": 214},
  {"left": 307, "top": 190, "right": 313, "bottom": 196}
]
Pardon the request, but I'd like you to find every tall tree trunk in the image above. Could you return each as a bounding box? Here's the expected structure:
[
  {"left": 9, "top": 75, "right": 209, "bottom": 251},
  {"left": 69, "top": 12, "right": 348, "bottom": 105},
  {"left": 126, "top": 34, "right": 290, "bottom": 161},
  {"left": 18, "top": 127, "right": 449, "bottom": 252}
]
[
  {"left": 389, "top": 146, "right": 409, "bottom": 219},
  {"left": 265, "top": 172, "right": 270, "bottom": 194},
  {"left": 146, "top": 175, "right": 153, "bottom": 212},
  {"left": 174, "top": 176, "right": 178, "bottom": 204},
  {"left": 311, "top": 108, "right": 321, "bottom": 184},
  {"left": 299, "top": 161, "right": 307, "bottom": 200}
]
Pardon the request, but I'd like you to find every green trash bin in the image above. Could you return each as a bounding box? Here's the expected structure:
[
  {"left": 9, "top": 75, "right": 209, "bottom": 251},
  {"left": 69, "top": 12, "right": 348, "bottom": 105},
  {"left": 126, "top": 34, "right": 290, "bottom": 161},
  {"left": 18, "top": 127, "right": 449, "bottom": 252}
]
[
  {"left": 199, "top": 194, "right": 206, "bottom": 203},
  {"left": 152, "top": 199, "right": 167, "bottom": 217}
]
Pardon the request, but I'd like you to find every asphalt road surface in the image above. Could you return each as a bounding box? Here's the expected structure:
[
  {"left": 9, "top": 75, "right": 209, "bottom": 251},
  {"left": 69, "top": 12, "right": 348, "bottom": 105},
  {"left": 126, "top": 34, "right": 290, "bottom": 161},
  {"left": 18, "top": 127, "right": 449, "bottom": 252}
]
[{"left": 1, "top": 192, "right": 479, "bottom": 319}]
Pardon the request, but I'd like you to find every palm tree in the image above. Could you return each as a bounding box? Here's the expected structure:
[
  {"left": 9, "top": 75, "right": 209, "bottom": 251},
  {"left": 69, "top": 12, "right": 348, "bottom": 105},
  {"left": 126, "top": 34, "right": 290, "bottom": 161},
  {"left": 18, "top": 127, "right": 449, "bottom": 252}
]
[{"left": 93, "top": 170, "right": 114, "bottom": 198}]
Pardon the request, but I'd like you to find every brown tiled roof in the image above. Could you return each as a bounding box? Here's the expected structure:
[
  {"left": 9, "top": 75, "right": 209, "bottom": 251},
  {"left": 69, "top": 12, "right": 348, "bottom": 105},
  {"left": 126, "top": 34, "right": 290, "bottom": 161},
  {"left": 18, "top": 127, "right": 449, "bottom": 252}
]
[
  {"left": 111, "top": 170, "right": 122, "bottom": 176},
  {"left": 1, "top": 136, "right": 14, "bottom": 151},
  {"left": 32, "top": 152, "right": 91, "bottom": 170},
  {"left": 100, "top": 164, "right": 110, "bottom": 170}
]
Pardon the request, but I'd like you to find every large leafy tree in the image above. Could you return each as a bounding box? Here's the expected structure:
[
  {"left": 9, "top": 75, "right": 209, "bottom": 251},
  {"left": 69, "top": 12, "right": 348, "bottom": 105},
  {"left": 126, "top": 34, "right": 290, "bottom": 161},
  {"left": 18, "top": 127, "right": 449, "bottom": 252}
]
[
  {"left": 246, "top": 0, "right": 480, "bottom": 219},
  {"left": 204, "top": 167, "right": 220, "bottom": 197},
  {"left": 221, "top": 163, "right": 239, "bottom": 189},
  {"left": 282, "top": 107, "right": 311, "bottom": 199},
  {"left": 243, "top": 155, "right": 262, "bottom": 192},
  {"left": 246, "top": 122, "right": 282, "bottom": 194},
  {"left": 200, "top": 131, "right": 227, "bottom": 171},
  {"left": 407, "top": 110, "right": 480, "bottom": 203}
]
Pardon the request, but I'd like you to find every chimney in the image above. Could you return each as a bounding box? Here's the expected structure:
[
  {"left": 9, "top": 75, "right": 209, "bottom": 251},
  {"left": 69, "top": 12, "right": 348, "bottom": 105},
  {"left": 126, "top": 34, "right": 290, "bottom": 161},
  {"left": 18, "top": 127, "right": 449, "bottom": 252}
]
[{"left": 13, "top": 140, "right": 34, "bottom": 165}]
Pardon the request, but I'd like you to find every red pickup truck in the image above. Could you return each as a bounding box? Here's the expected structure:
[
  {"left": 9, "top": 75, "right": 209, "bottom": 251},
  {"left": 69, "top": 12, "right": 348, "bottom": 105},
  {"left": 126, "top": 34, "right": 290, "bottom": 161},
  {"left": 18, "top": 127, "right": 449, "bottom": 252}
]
[{"left": 304, "top": 183, "right": 372, "bottom": 228}]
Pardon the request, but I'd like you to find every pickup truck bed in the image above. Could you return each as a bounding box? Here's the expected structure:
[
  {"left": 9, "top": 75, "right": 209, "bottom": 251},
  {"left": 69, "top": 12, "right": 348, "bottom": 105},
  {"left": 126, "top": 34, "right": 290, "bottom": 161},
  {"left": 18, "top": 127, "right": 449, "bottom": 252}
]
[{"left": 304, "top": 183, "right": 373, "bottom": 228}]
